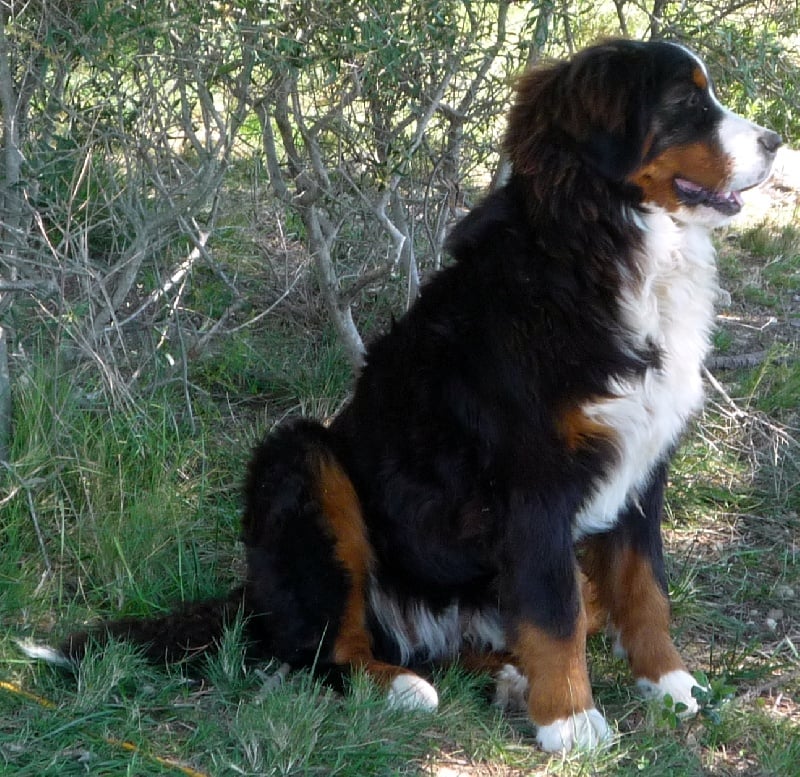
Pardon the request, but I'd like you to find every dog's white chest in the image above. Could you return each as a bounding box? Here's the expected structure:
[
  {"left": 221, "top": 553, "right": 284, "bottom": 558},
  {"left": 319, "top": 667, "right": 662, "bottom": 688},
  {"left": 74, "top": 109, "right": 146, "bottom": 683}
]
[{"left": 574, "top": 214, "right": 718, "bottom": 537}]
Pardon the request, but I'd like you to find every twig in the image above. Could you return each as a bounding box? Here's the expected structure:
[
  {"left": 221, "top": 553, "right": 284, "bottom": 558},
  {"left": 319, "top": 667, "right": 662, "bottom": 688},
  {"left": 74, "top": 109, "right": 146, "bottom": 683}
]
[
  {"left": 112, "top": 249, "right": 201, "bottom": 330},
  {"left": 0, "top": 280, "right": 59, "bottom": 296},
  {"left": 702, "top": 365, "right": 749, "bottom": 419},
  {"left": 307, "top": 205, "right": 365, "bottom": 371},
  {"left": 226, "top": 272, "right": 305, "bottom": 334}
]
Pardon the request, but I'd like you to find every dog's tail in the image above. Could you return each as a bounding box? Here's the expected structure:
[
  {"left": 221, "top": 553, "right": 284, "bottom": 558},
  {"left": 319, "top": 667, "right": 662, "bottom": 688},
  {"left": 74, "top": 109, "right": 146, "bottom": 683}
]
[{"left": 19, "top": 586, "right": 248, "bottom": 668}]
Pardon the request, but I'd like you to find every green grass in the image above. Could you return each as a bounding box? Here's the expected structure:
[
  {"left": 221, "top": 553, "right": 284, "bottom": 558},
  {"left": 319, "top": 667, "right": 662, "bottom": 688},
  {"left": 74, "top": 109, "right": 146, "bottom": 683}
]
[
  {"left": 744, "top": 355, "right": 800, "bottom": 415},
  {"left": 739, "top": 223, "right": 800, "bottom": 263},
  {"left": 725, "top": 221, "right": 800, "bottom": 310},
  {"left": 3, "top": 216, "right": 800, "bottom": 775}
]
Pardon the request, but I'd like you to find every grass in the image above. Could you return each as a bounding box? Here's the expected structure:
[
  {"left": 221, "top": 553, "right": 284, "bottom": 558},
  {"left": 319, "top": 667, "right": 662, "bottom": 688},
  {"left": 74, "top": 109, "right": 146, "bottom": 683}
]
[
  {"left": 2, "top": 210, "right": 800, "bottom": 775},
  {"left": 722, "top": 222, "right": 800, "bottom": 311}
]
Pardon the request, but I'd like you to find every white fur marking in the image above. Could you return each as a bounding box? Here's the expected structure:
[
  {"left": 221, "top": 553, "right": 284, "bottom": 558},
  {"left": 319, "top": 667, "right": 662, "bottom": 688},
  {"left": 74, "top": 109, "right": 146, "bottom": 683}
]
[
  {"left": 368, "top": 583, "right": 505, "bottom": 665},
  {"left": 637, "top": 669, "right": 703, "bottom": 715},
  {"left": 718, "top": 108, "right": 777, "bottom": 195},
  {"left": 16, "top": 639, "right": 73, "bottom": 669},
  {"left": 574, "top": 213, "right": 717, "bottom": 538},
  {"left": 387, "top": 673, "right": 439, "bottom": 712},
  {"left": 493, "top": 663, "right": 528, "bottom": 713},
  {"left": 462, "top": 608, "right": 507, "bottom": 653},
  {"left": 368, "top": 586, "right": 459, "bottom": 664},
  {"left": 536, "top": 708, "right": 612, "bottom": 752},
  {"left": 607, "top": 625, "right": 627, "bottom": 660}
]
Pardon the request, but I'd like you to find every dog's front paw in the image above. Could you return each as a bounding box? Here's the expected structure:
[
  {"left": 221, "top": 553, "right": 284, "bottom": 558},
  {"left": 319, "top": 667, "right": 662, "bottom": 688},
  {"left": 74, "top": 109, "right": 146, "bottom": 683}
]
[
  {"left": 535, "top": 708, "right": 612, "bottom": 752},
  {"left": 637, "top": 669, "right": 704, "bottom": 715},
  {"left": 387, "top": 673, "right": 439, "bottom": 712}
]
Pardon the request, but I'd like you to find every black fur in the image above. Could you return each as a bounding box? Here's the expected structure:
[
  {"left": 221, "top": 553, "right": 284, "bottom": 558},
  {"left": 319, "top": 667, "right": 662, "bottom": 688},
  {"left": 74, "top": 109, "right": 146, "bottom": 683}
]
[
  {"left": 61, "top": 590, "right": 245, "bottom": 662},
  {"left": 242, "top": 420, "right": 351, "bottom": 667}
]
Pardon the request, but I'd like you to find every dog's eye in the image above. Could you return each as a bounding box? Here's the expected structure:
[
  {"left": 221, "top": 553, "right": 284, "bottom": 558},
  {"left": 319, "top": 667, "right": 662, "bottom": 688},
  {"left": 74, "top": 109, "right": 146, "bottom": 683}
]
[{"left": 683, "top": 90, "right": 706, "bottom": 111}]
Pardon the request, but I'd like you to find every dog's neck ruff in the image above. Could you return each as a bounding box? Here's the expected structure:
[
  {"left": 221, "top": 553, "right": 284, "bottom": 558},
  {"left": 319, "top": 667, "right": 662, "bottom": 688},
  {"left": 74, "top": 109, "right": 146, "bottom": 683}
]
[{"left": 574, "top": 209, "right": 718, "bottom": 538}]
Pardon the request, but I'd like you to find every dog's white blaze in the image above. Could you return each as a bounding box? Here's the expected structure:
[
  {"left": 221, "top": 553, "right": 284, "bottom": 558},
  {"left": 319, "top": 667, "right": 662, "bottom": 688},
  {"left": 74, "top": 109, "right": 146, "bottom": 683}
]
[
  {"left": 668, "top": 41, "right": 776, "bottom": 228},
  {"left": 718, "top": 108, "right": 776, "bottom": 192},
  {"left": 687, "top": 40, "right": 776, "bottom": 195},
  {"left": 574, "top": 214, "right": 717, "bottom": 538}
]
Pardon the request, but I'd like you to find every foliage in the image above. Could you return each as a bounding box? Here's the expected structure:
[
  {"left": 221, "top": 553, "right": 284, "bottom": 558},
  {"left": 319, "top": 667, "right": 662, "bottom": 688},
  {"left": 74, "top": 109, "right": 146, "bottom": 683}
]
[{"left": 2, "top": 0, "right": 798, "bottom": 390}]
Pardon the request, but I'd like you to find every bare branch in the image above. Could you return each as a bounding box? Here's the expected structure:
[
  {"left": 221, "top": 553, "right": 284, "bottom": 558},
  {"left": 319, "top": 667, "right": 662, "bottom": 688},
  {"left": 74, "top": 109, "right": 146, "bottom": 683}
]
[
  {"left": 307, "top": 205, "right": 365, "bottom": 371},
  {"left": 0, "top": 279, "right": 58, "bottom": 296}
]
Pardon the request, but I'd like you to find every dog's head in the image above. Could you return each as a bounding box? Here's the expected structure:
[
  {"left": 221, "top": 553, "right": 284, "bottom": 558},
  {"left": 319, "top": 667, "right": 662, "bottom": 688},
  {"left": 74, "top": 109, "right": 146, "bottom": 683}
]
[{"left": 504, "top": 39, "right": 780, "bottom": 226}]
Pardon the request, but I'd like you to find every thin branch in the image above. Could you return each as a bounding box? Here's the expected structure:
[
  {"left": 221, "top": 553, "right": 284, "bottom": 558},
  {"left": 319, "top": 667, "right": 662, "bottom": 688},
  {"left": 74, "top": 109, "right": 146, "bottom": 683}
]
[
  {"left": 613, "top": 0, "right": 630, "bottom": 36},
  {"left": 0, "top": 280, "right": 58, "bottom": 296},
  {"left": 374, "top": 188, "right": 407, "bottom": 271},
  {"left": 111, "top": 237, "right": 207, "bottom": 331},
  {"left": 703, "top": 365, "right": 749, "bottom": 419},
  {"left": 256, "top": 99, "right": 292, "bottom": 202}
]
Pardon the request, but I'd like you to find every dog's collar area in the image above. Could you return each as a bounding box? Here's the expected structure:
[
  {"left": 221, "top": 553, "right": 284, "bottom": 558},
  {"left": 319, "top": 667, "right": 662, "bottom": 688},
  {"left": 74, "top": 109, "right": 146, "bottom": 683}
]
[{"left": 673, "top": 177, "right": 743, "bottom": 215}]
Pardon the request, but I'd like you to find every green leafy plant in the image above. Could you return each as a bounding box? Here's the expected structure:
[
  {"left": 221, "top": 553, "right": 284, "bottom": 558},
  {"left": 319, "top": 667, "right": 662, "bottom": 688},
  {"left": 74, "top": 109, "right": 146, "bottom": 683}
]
[{"left": 692, "top": 671, "right": 737, "bottom": 726}]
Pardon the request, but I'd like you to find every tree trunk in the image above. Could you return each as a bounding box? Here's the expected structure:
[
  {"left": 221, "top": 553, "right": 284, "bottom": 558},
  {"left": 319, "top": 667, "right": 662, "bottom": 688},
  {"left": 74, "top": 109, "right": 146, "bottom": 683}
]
[{"left": 0, "top": 16, "right": 24, "bottom": 465}]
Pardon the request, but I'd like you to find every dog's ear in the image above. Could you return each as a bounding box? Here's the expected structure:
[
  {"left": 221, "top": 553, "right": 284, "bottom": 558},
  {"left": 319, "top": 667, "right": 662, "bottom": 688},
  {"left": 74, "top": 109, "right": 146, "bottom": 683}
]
[{"left": 504, "top": 42, "right": 653, "bottom": 182}]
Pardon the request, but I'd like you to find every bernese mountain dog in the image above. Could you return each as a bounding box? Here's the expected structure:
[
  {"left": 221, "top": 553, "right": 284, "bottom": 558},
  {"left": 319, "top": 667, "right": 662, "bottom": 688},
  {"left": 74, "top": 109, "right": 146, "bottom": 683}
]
[{"left": 34, "top": 39, "right": 780, "bottom": 752}]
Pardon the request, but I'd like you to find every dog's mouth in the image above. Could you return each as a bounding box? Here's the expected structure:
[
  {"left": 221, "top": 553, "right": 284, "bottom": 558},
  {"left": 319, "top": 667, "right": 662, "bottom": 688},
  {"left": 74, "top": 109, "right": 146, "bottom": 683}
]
[{"left": 673, "top": 177, "right": 744, "bottom": 215}]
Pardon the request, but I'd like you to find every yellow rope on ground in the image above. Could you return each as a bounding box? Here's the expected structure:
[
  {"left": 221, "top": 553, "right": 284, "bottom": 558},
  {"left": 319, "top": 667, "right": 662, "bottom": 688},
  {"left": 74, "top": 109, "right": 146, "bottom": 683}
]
[
  {"left": 106, "top": 738, "right": 211, "bottom": 777},
  {"left": 1, "top": 680, "right": 210, "bottom": 777},
  {"left": 0, "top": 680, "right": 56, "bottom": 708}
]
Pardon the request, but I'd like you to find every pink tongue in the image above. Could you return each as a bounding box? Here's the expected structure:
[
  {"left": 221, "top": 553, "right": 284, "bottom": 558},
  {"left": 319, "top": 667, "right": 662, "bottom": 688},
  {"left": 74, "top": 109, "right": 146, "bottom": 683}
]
[
  {"left": 675, "top": 178, "right": 704, "bottom": 192},
  {"left": 676, "top": 178, "right": 743, "bottom": 207}
]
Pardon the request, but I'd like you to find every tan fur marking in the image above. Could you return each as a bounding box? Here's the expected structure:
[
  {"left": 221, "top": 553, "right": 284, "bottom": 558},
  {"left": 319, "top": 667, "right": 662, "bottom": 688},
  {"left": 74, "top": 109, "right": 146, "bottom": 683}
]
[
  {"left": 557, "top": 403, "right": 615, "bottom": 453},
  {"left": 582, "top": 536, "right": 686, "bottom": 681},
  {"left": 314, "top": 454, "right": 374, "bottom": 664},
  {"left": 692, "top": 66, "right": 708, "bottom": 91},
  {"left": 513, "top": 614, "right": 594, "bottom": 726},
  {"left": 628, "top": 142, "right": 731, "bottom": 211},
  {"left": 580, "top": 571, "right": 609, "bottom": 636},
  {"left": 314, "top": 453, "right": 416, "bottom": 688}
]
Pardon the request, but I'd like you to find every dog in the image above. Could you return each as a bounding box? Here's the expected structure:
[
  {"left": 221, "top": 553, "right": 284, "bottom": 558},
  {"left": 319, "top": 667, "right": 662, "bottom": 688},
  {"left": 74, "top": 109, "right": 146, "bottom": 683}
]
[{"left": 29, "top": 39, "right": 779, "bottom": 752}]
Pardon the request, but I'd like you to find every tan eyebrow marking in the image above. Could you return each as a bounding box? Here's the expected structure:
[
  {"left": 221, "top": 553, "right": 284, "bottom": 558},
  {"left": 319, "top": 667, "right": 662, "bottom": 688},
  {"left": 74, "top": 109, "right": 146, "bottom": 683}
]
[{"left": 692, "top": 66, "right": 708, "bottom": 91}]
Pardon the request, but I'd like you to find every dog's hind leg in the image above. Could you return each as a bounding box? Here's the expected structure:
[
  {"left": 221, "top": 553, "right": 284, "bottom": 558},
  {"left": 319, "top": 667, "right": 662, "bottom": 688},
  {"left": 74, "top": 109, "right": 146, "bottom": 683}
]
[
  {"left": 454, "top": 649, "right": 528, "bottom": 714},
  {"left": 243, "top": 420, "right": 437, "bottom": 711},
  {"left": 315, "top": 447, "right": 438, "bottom": 711}
]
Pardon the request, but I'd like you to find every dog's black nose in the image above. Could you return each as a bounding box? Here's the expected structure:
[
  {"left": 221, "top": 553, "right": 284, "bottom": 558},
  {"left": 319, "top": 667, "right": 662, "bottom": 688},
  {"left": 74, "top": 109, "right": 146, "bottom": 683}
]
[{"left": 759, "top": 130, "right": 782, "bottom": 155}]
